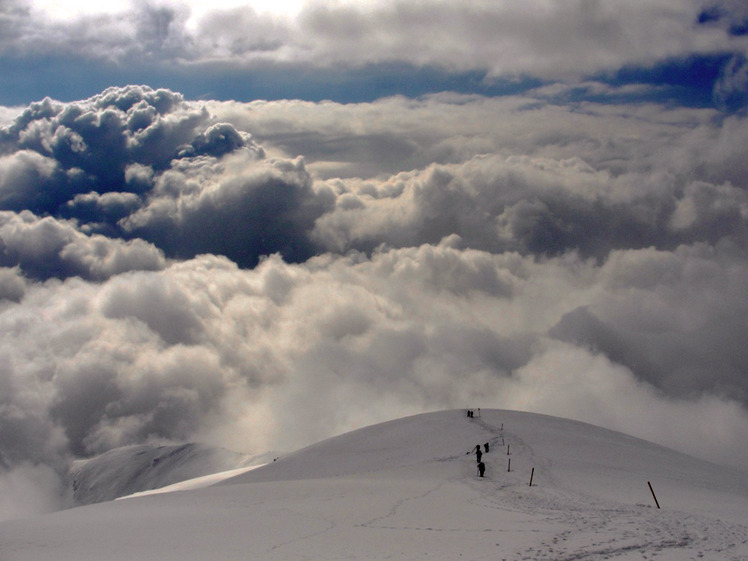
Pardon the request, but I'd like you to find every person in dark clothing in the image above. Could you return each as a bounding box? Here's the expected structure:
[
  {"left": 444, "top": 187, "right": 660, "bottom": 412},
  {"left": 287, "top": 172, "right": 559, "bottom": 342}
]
[
  {"left": 477, "top": 461, "right": 485, "bottom": 477},
  {"left": 484, "top": 442, "right": 489, "bottom": 453},
  {"left": 476, "top": 448, "right": 482, "bottom": 463}
]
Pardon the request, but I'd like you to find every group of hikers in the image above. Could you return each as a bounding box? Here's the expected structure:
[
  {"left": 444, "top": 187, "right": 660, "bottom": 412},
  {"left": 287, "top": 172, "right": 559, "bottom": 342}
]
[
  {"left": 466, "top": 409, "right": 490, "bottom": 477},
  {"left": 471, "top": 442, "right": 490, "bottom": 477},
  {"left": 464, "top": 439, "right": 490, "bottom": 479}
]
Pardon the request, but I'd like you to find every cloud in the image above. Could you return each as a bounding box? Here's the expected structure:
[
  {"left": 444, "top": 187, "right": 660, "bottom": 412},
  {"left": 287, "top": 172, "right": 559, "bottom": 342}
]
[
  {"left": 210, "top": 93, "right": 722, "bottom": 179},
  {"left": 120, "top": 151, "right": 333, "bottom": 267},
  {"left": 0, "top": 210, "right": 167, "bottom": 281},
  {"left": 64, "top": 191, "right": 143, "bottom": 226},
  {"left": 0, "top": 86, "right": 206, "bottom": 215},
  {"left": 0, "top": 266, "right": 25, "bottom": 302},
  {"left": 0, "top": 149, "right": 62, "bottom": 211},
  {"left": 714, "top": 54, "right": 748, "bottom": 111},
  {"left": 0, "top": 463, "right": 70, "bottom": 521},
  {"left": 309, "top": 152, "right": 739, "bottom": 260},
  {"left": 4, "top": 1, "right": 747, "bottom": 86},
  {"left": 503, "top": 338, "right": 748, "bottom": 468},
  {"left": 1, "top": 85, "right": 334, "bottom": 267},
  {"left": 549, "top": 243, "right": 748, "bottom": 400},
  {"left": 4, "top": 240, "right": 748, "bottom": 474}
]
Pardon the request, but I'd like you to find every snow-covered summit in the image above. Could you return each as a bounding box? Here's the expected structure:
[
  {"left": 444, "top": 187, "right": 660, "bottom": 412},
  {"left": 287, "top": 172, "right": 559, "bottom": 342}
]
[{"left": 2, "top": 409, "right": 747, "bottom": 560}]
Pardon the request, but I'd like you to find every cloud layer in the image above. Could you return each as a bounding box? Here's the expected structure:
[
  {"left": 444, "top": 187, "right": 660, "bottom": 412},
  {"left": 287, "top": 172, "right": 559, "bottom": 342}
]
[
  {"left": 2, "top": 84, "right": 748, "bottom": 518},
  {"left": 7, "top": 1, "right": 748, "bottom": 78},
  {"left": 2, "top": 0, "right": 748, "bottom": 108}
]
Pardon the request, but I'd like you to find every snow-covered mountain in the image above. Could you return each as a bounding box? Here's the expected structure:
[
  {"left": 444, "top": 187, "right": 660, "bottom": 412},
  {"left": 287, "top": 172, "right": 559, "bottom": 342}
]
[
  {"left": 2, "top": 409, "right": 747, "bottom": 560},
  {"left": 67, "top": 443, "right": 255, "bottom": 506}
]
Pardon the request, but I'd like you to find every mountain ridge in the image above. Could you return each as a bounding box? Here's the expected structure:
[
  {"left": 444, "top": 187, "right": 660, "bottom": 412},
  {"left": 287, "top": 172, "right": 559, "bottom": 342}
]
[{"left": 2, "top": 409, "right": 746, "bottom": 560}]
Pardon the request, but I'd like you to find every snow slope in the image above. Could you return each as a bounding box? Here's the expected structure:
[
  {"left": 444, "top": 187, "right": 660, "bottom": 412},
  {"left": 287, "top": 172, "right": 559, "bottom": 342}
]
[
  {"left": 68, "top": 443, "right": 255, "bottom": 505},
  {"left": 1, "top": 409, "right": 746, "bottom": 560}
]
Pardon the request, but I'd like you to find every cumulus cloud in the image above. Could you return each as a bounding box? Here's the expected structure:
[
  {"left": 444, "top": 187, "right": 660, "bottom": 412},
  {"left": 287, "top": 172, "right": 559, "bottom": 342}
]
[
  {"left": 2, "top": 85, "right": 748, "bottom": 521},
  {"left": 307, "top": 151, "right": 748, "bottom": 260},
  {"left": 120, "top": 151, "right": 332, "bottom": 267},
  {"left": 0, "top": 211, "right": 166, "bottom": 281},
  {"left": 0, "top": 86, "right": 202, "bottom": 214},
  {"left": 0, "top": 85, "right": 331, "bottom": 268},
  {"left": 0, "top": 267, "right": 25, "bottom": 302}
]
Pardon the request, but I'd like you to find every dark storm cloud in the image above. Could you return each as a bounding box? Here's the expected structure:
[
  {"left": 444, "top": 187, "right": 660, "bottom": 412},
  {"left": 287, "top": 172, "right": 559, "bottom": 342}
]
[
  {"left": 120, "top": 151, "right": 334, "bottom": 267},
  {"left": 0, "top": 85, "right": 332, "bottom": 268},
  {"left": 0, "top": 86, "right": 202, "bottom": 215}
]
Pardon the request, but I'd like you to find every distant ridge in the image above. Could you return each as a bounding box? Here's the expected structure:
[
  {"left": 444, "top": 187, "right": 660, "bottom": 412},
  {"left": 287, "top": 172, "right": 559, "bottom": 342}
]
[{"left": 68, "top": 443, "right": 251, "bottom": 505}]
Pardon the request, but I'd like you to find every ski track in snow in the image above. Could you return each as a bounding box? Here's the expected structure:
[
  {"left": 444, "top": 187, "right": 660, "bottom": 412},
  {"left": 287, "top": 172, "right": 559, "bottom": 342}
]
[
  {"left": 463, "top": 415, "right": 748, "bottom": 561},
  {"left": 264, "top": 506, "right": 338, "bottom": 556}
]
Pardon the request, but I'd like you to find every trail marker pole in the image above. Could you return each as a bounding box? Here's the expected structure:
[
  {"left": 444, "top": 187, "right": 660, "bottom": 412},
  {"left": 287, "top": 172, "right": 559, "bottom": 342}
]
[
  {"left": 506, "top": 444, "right": 510, "bottom": 455},
  {"left": 507, "top": 458, "right": 511, "bottom": 472},
  {"left": 529, "top": 467, "right": 534, "bottom": 487},
  {"left": 648, "top": 481, "right": 660, "bottom": 509}
]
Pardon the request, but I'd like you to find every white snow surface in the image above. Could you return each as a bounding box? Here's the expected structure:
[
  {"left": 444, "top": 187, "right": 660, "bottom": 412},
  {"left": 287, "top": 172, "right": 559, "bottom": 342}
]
[
  {"left": 1, "top": 409, "right": 746, "bottom": 560},
  {"left": 117, "top": 464, "right": 266, "bottom": 499}
]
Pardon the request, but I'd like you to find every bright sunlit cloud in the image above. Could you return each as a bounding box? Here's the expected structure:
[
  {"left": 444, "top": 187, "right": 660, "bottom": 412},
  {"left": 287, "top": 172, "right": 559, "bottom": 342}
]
[{"left": 29, "top": 0, "right": 310, "bottom": 22}]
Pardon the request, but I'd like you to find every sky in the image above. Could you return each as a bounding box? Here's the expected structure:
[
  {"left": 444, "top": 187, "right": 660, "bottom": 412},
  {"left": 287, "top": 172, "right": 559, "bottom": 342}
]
[{"left": 1, "top": 0, "right": 748, "bottom": 516}]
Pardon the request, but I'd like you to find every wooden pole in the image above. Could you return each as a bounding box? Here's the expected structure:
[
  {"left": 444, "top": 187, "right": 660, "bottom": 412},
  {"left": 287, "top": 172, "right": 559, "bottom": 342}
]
[
  {"left": 648, "top": 481, "right": 660, "bottom": 509},
  {"left": 506, "top": 444, "right": 510, "bottom": 455},
  {"left": 507, "top": 458, "right": 511, "bottom": 472},
  {"left": 529, "top": 467, "right": 534, "bottom": 486}
]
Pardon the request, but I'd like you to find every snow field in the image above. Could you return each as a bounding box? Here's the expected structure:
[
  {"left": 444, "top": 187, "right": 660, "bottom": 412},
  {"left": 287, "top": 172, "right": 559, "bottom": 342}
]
[{"left": 0, "top": 409, "right": 746, "bottom": 560}]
